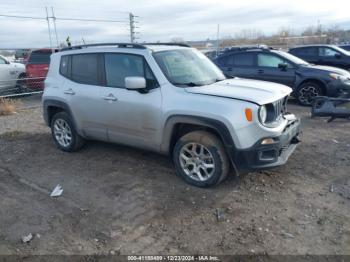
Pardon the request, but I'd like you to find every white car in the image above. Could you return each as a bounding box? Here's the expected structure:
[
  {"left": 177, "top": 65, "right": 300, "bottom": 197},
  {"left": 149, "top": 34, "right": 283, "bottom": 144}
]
[{"left": 0, "top": 55, "right": 26, "bottom": 94}]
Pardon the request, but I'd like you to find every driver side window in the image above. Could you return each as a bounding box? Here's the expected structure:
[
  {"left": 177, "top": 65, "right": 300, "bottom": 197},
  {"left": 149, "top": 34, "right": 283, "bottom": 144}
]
[
  {"left": 104, "top": 54, "right": 158, "bottom": 89},
  {"left": 258, "top": 54, "right": 292, "bottom": 68}
]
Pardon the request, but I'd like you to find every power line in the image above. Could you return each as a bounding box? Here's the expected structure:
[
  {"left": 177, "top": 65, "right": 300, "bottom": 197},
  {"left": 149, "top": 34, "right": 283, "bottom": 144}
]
[
  {"left": 54, "top": 17, "right": 127, "bottom": 23},
  {"left": 0, "top": 14, "right": 128, "bottom": 23},
  {"left": 0, "top": 14, "right": 46, "bottom": 20}
]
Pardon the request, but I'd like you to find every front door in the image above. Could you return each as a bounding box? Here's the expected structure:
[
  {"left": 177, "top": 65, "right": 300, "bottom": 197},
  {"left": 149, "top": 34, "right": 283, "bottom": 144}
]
[
  {"left": 100, "top": 53, "right": 162, "bottom": 151},
  {"left": 318, "top": 47, "right": 344, "bottom": 68},
  {"left": 255, "top": 53, "right": 296, "bottom": 87}
]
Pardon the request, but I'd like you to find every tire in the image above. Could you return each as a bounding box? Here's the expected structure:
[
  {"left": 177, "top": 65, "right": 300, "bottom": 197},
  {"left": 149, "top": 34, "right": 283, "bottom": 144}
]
[
  {"left": 50, "top": 111, "right": 85, "bottom": 152},
  {"left": 173, "top": 131, "right": 230, "bottom": 187},
  {"left": 296, "top": 81, "right": 324, "bottom": 106}
]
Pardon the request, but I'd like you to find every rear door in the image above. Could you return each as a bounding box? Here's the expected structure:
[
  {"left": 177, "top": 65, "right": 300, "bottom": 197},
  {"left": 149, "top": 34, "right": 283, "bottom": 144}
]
[
  {"left": 100, "top": 53, "right": 162, "bottom": 151},
  {"left": 229, "top": 52, "right": 256, "bottom": 79},
  {"left": 255, "top": 53, "right": 296, "bottom": 87},
  {"left": 61, "top": 53, "right": 108, "bottom": 141},
  {"left": 290, "top": 47, "right": 318, "bottom": 64}
]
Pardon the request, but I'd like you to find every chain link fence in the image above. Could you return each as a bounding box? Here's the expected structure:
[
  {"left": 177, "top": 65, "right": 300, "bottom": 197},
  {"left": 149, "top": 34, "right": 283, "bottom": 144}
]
[{"left": 0, "top": 75, "right": 45, "bottom": 98}]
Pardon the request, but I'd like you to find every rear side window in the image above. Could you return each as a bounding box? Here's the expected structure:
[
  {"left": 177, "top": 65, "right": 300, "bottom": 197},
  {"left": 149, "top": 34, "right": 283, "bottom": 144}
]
[
  {"left": 59, "top": 56, "right": 69, "bottom": 77},
  {"left": 232, "top": 53, "right": 254, "bottom": 66},
  {"left": 104, "top": 53, "right": 158, "bottom": 89},
  {"left": 28, "top": 51, "right": 52, "bottom": 64},
  {"left": 71, "top": 54, "right": 99, "bottom": 85},
  {"left": 217, "top": 55, "right": 233, "bottom": 66},
  {"left": 291, "top": 47, "right": 317, "bottom": 56}
]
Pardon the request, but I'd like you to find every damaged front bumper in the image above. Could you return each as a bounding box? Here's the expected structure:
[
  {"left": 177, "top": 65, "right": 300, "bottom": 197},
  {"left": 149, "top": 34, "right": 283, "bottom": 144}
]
[{"left": 230, "top": 115, "right": 302, "bottom": 172}]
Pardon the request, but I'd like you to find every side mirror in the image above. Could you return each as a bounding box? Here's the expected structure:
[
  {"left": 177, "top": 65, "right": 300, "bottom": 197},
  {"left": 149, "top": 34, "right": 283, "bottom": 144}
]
[
  {"left": 125, "top": 76, "right": 146, "bottom": 90},
  {"left": 334, "top": 53, "right": 341, "bottom": 59},
  {"left": 278, "top": 63, "right": 288, "bottom": 71}
]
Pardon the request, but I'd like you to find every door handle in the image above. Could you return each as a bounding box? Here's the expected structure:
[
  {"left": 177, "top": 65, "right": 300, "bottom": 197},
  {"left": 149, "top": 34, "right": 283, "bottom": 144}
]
[
  {"left": 227, "top": 67, "right": 233, "bottom": 72},
  {"left": 257, "top": 69, "right": 264, "bottom": 74},
  {"left": 64, "top": 89, "right": 75, "bottom": 95},
  {"left": 103, "top": 94, "right": 118, "bottom": 101}
]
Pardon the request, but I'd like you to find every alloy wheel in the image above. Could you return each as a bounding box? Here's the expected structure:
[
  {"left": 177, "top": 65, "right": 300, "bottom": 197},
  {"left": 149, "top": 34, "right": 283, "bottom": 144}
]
[
  {"left": 179, "top": 142, "right": 215, "bottom": 182},
  {"left": 53, "top": 119, "right": 72, "bottom": 148},
  {"left": 298, "top": 85, "right": 320, "bottom": 105}
]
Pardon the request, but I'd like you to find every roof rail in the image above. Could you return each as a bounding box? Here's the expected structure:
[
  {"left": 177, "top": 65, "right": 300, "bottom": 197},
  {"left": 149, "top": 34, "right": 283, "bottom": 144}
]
[
  {"left": 222, "top": 44, "right": 273, "bottom": 53},
  {"left": 143, "top": 42, "right": 191, "bottom": 47},
  {"left": 61, "top": 43, "right": 146, "bottom": 51}
]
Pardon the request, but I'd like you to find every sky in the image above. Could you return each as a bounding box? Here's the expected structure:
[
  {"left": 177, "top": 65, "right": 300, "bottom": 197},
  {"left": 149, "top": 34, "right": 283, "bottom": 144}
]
[{"left": 0, "top": 0, "right": 350, "bottom": 48}]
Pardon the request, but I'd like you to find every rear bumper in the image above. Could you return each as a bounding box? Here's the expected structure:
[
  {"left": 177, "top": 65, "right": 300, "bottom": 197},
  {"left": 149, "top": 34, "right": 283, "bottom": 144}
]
[{"left": 229, "top": 117, "right": 301, "bottom": 172}]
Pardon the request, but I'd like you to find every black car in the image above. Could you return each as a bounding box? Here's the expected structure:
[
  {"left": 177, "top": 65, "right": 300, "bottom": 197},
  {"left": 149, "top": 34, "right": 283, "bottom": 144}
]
[
  {"left": 289, "top": 45, "right": 350, "bottom": 70},
  {"left": 213, "top": 46, "right": 350, "bottom": 105},
  {"left": 339, "top": 44, "right": 350, "bottom": 52}
]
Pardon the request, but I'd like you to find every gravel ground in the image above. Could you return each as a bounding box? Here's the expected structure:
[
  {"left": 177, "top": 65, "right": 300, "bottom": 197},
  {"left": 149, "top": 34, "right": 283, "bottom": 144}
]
[{"left": 0, "top": 98, "right": 349, "bottom": 255}]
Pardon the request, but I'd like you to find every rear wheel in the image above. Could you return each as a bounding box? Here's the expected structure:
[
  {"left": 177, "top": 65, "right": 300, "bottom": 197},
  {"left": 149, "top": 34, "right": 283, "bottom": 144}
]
[
  {"left": 173, "top": 131, "right": 229, "bottom": 187},
  {"left": 51, "top": 112, "right": 85, "bottom": 152},
  {"left": 296, "top": 81, "right": 324, "bottom": 106}
]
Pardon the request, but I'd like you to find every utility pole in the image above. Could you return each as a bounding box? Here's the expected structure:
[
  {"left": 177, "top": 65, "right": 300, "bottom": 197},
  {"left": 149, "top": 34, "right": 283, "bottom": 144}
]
[
  {"left": 51, "top": 7, "right": 59, "bottom": 47},
  {"left": 129, "top": 13, "right": 135, "bottom": 43},
  {"left": 45, "top": 7, "right": 53, "bottom": 50}
]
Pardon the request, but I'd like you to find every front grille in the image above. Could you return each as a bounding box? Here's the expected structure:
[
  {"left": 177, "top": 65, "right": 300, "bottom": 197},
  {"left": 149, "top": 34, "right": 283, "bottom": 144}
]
[{"left": 273, "top": 96, "right": 288, "bottom": 120}]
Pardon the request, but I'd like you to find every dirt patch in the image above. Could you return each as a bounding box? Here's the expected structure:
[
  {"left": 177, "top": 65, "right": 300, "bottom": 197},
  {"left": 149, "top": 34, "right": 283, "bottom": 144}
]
[{"left": 0, "top": 103, "right": 349, "bottom": 255}]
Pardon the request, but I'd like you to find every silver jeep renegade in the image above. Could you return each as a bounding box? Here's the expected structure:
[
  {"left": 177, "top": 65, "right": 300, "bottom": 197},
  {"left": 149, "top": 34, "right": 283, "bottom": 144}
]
[{"left": 43, "top": 43, "right": 301, "bottom": 187}]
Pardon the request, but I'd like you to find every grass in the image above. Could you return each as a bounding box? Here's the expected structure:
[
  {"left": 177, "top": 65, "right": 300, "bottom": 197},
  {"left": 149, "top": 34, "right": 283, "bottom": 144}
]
[{"left": 0, "top": 98, "right": 21, "bottom": 116}]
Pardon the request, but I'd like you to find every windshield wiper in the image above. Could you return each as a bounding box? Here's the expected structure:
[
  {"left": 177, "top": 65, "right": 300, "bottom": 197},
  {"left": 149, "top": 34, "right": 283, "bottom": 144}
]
[{"left": 173, "top": 82, "right": 203, "bottom": 87}]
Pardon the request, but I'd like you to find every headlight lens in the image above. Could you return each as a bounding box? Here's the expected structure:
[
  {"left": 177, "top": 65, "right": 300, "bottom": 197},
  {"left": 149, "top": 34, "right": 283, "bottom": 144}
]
[
  {"left": 259, "top": 105, "right": 267, "bottom": 123},
  {"left": 330, "top": 73, "right": 348, "bottom": 82}
]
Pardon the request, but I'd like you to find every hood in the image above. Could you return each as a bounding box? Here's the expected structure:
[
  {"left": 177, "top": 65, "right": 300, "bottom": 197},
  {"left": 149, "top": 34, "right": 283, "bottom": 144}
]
[
  {"left": 302, "top": 64, "right": 350, "bottom": 76},
  {"left": 185, "top": 78, "right": 292, "bottom": 105}
]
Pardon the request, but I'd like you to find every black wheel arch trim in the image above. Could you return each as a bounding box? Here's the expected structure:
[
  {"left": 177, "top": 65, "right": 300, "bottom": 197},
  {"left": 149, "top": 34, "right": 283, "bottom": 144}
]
[
  {"left": 161, "top": 115, "right": 236, "bottom": 152},
  {"left": 161, "top": 115, "right": 239, "bottom": 171},
  {"left": 297, "top": 78, "right": 327, "bottom": 93},
  {"left": 43, "top": 99, "right": 79, "bottom": 133}
]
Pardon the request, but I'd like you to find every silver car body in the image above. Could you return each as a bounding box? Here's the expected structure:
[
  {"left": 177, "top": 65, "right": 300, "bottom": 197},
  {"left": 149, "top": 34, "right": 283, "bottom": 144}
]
[{"left": 44, "top": 45, "right": 299, "bottom": 170}]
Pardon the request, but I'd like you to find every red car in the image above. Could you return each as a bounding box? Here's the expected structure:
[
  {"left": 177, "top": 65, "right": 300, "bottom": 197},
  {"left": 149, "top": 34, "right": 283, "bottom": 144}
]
[{"left": 26, "top": 48, "right": 58, "bottom": 90}]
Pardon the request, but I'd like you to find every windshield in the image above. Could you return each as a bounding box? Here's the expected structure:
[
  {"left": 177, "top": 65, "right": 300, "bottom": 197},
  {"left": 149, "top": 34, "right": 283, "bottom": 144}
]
[
  {"left": 153, "top": 49, "right": 225, "bottom": 86},
  {"left": 275, "top": 50, "right": 309, "bottom": 65},
  {"left": 331, "top": 45, "right": 350, "bottom": 55}
]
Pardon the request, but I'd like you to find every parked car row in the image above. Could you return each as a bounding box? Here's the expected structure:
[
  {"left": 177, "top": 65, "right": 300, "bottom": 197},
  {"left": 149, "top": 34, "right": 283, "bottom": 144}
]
[
  {"left": 0, "top": 48, "right": 57, "bottom": 95},
  {"left": 0, "top": 54, "right": 26, "bottom": 93},
  {"left": 212, "top": 45, "right": 350, "bottom": 106}
]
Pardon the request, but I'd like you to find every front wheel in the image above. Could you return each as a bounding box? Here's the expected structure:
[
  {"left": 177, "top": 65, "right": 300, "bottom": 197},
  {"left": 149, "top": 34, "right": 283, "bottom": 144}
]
[
  {"left": 51, "top": 112, "right": 85, "bottom": 152},
  {"left": 173, "top": 131, "right": 230, "bottom": 187},
  {"left": 296, "top": 82, "right": 324, "bottom": 106}
]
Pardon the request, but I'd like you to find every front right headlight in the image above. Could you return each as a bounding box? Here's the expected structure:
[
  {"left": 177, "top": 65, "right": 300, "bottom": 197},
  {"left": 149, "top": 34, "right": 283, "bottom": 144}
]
[
  {"left": 330, "top": 73, "right": 349, "bottom": 82},
  {"left": 259, "top": 105, "right": 267, "bottom": 123}
]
